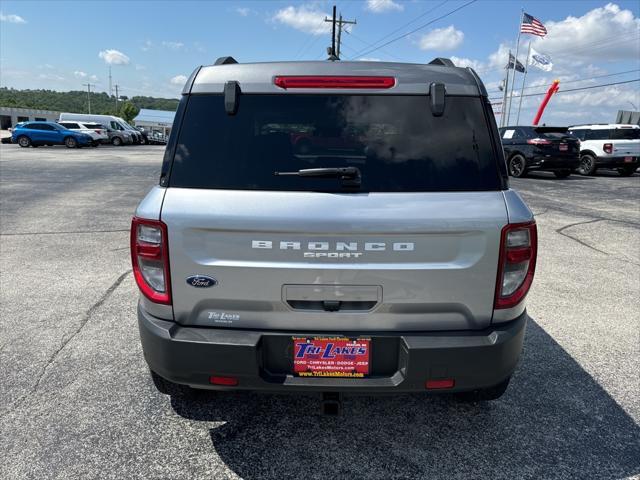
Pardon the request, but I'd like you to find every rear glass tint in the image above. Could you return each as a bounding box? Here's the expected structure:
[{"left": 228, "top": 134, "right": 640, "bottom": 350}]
[
  {"left": 610, "top": 128, "right": 640, "bottom": 140},
  {"left": 169, "top": 95, "right": 501, "bottom": 192}
]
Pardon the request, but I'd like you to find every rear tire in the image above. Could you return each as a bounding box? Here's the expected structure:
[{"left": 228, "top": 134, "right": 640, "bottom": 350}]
[
  {"left": 455, "top": 376, "right": 511, "bottom": 402},
  {"left": 617, "top": 166, "right": 636, "bottom": 176},
  {"left": 578, "top": 154, "right": 597, "bottom": 175},
  {"left": 149, "top": 369, "right": 201, "bottom": 398},
  {"left": 17, "top": 136, "right": 31, "bottom": 148},
  {"left": 139, "top": 135, "right": 147, "bottom": 145},
  {"left": 508, "top": 154, "right": 527, "bottom": 178},
  {"left": 553, "top": 170, "right": 571, "bottom": 178},
  {"left": 64, "top": 136, "right": 78, "bottom": 148},
  {"left": 112, "top": 136, "right": 122, "bottom": 146}
]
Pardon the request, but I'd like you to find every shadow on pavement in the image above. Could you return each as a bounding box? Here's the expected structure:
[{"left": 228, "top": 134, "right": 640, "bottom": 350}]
[{"left": 170, "top": 319, "right": 640, "bottom": 479}]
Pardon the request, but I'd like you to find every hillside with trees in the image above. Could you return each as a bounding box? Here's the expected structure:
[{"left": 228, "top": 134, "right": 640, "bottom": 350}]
[{"left": 0, "top": 88, "right": 179, "bottom": 122}]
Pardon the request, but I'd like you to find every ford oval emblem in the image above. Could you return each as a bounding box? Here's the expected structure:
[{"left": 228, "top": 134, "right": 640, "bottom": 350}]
[{"left": 186, "top": 275, "right": 217, "bottom": 288}]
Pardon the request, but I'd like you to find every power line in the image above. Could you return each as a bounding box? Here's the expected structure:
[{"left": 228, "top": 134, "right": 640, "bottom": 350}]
[
  {"left": 353, "top": 0, "right": 478, "bottom": 59},
  {"left": 486, "top": 69, "right": 640, "bottom": 94},
  {"left": 488, "top": 78, "right": 640, "bottom": 101},
  {"left": 348, "top": 0, "right": 448, "bottom": 59}
]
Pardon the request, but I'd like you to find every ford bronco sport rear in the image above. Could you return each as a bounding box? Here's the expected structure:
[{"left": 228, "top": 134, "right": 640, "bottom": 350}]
[{"left": 132, "top": 57, "right": 536, "bottom": 402}]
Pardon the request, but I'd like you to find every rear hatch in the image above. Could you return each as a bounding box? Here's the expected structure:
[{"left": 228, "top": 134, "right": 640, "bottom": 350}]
[
  {"left": 610, "top": 126, "right": 640, "bottom": 156},
  {"left": 532, "top": 126, "right": 579, "bottom": 157},
  {"left": 162, "top": 91, "right": 508, "bottom": 332}
]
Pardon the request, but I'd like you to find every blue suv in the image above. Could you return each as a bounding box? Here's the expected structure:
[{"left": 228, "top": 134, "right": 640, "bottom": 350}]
[{"left": 11, "top": 121, "right": 93, "bottom": 148}]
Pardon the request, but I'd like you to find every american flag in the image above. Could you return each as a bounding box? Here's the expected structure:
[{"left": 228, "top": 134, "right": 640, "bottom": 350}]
[{"left": 521, "top": 13, "right": 547, "bottom": 37}]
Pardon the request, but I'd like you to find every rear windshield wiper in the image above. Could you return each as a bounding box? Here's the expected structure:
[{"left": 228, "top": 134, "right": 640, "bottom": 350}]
[{"left": 274, "top": 167, "right": 361, "bottom": 187}]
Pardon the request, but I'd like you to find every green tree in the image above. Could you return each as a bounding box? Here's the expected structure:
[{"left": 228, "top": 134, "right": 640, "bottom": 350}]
[{"left": 118, "top": 101, "right": 139, "bottom": 123}]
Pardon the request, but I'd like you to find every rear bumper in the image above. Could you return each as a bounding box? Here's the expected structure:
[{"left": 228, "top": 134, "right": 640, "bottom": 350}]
[
  {"left": 138, "top": 304, "right": 527, "bottom": 393},
  {"left": 595, "top": 156, "right": 639, "bottom": 167},
  {"left": 527, "top": 156, "right": 580, "bottom": 171}
]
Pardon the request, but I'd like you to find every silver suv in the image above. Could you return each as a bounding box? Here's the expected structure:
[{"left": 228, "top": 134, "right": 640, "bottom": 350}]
[{"left": 131, "top": 57, "right": 537, "bottom": 404}]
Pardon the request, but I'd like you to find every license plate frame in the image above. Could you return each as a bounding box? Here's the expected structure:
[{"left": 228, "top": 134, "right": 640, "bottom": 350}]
[
  {"left": 292, "top": 337, "right": 371, "bottom": 378},
  {"left": 559, "top": 144, "right": 568, "bottom": 151},
  {"left": 624, "top": 156, "right": 633, "bottom": 163}
]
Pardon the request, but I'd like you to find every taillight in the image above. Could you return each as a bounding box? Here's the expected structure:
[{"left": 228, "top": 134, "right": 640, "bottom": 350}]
[
  {"left": 131, "top": 217, "right": 171, "bottom": 304},
  {"left": 95, "top": 130, "right": 102, "bottom": 134},
  {"left": 274, "top": 76, "right": 395, "bottom": 89},
  {"left": 603, "top": 143, "right": 613, "bottom": 154},
  {"left": 527, "top": 138, "right": 551, "bottom": 145},
  {"left": 494, "top": 221, "right": 537, "bottom": 309}
]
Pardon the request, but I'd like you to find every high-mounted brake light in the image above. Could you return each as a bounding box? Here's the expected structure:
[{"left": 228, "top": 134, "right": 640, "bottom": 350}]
[
  {"left": 131, "top": 217, "right": 171, "bottom": 305},
  {"left": 603, "top": 143, "right": 613, "bottom": 154},
  {"left": 494, "top": 221, "right": 537, "bottom": 309},
  {"left": 274, "top": 76, "right": 395, "bottom": 89},
  {"left": 527, "top": 138, "right": 551, "bottom": 145}
]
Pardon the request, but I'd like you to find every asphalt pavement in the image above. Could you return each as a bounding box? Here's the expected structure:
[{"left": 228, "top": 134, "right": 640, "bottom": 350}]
[{"left": 0, "top": 144, "right": 638, "bottom": 479}]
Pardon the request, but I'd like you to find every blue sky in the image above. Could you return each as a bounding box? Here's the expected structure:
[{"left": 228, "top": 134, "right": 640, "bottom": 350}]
[{"left": 1, "top": 0, "right": 639, "bottom": 124}]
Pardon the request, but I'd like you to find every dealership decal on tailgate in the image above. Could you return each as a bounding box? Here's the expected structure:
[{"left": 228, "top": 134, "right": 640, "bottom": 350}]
[{"left": 293, "top": 337, "right": 371, "bottom": 378}]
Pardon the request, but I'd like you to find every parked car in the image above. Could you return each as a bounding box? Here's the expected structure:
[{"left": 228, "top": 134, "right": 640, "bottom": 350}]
[
  {"left": 567, "top": 124, "right": 639, "bottom": 176},
  {"left": 57, "top": 121, "right": 108, "bottom": 146},
  {"left": 498, "top": 126, "right": 580, "bottom": 178},
  {"left": 132, "top": 56, "right": 536, "bottom": 407},
  {"left": 11, "top": 121, "right": 93, "bottom": 148},
  {"left": 59, "top": 113, "right": 142, "bottom": 144},
  {"left": 134, "top": 127, "right": 149, "bottom": 145}
]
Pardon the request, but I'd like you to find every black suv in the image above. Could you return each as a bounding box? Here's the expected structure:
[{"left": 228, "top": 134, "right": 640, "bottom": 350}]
[{"left": 499, "top": 126, "right": 580, "bottom": 178}]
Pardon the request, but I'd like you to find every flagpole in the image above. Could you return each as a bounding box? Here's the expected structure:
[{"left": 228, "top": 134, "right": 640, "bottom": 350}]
[
  {"left": 506, "top": 8, "right": 524, "bottom": 125},
  {"left": 500, "top": 50, "right": 512, "bottom": 127},
  {"left": 516, "top": 41, "right": 532, "bottom": 125}
]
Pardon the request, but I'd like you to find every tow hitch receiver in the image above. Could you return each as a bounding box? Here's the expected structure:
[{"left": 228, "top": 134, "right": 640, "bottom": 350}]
[{"left": 321, "top": 392, "right": 342, "bottom": 416}]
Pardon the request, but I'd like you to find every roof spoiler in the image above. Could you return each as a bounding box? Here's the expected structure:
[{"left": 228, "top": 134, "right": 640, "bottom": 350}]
[
  {"left": 214, "top": 56, "right": 238, "bottom": 66},
  {"left": 428, "top": 57, "right": 455, "bottom": 67}
]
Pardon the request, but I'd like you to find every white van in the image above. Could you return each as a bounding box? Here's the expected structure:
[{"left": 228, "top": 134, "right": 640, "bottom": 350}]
[{"left": 59, "top": 113, "right": 142, "bottom": 144}]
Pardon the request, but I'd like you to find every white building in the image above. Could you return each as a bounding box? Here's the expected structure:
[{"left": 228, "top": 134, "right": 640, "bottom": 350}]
[
  {"left": 133, "top": 109, "right": 175, "bottom": 138},
  {"left": 0, "top": 107, "right": 61, "bottom": 129}
]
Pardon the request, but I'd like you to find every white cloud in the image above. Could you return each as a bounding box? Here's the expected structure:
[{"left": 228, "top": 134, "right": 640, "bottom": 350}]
[
  {"left": 358, "top": 57, "right": 382, "bottom": 62},
  {"left": 98, "top": 49, "right": 130, "bottom": 65},
  {"left": 89, "top": 74, "right": 98, "bottom": 82},
  {"left": 487, "top": 43, "right": 511, "bottom": 71},
  {"left": 418, "top": 26, "right": 464, "bottom": 51},
  {"left": 272, "top": 5, "right": 330, "bottom": 35},
  {"left": 162, "top": 41, "right": 184, "bottom": 50},
  {"left": 135, "top": 64, "right": 146, "bottom": 71},
  {"left": 532, "top": 3, "right": 640, "bottom": 62},
  {"left": 141, "top": 40, "right": 153, "bottom": 52},
  {"left": 170, "top": 75, "right": 187, "bottom": 86},
  {"left": 236, "top": 7, "right": 253, "bottom": 16},
  {"left": 0, "top": 12, "right": 26, "bottom": 23},
  {"left": 74, "top": 71, "right": 87, "bottom": 79},
  {"left": 450, "top": 56, "right": 484, "bottom": 70},
  {"left": 38, "top": 73, "right": 64, "bottom": 81},
  {"left": 365, "top": 0, "right": 403, "bottom": 13}
]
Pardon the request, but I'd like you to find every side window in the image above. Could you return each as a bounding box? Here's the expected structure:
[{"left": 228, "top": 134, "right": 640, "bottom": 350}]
[
  {"left": 570, "top": 130, "right": 586, "bottom": 141},
  {"left": 586, "top": 129, "right": 609, "bottom": 141},
  {"left": 110, "top": 121, "right": 123, "bottom": 130}
]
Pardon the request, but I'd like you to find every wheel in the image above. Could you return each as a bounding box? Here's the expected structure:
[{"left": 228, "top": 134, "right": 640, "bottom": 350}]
[
  {"left": 17, "top": 136, "right": 31, "bottom": 148},
  {"left": 91, "top": 141, "right": 99, "bottom": 147},
  {"left": 617, "top": 166, "right": 636, "bottom": 177},
  {"left": 139, "top": 135, "right": 147, "bottom": 145},
  {"left": 554, "top": 170, "right": 571, "bottom": 178},
  {"left": 455, "top": 376, "right": 511, "bottom": 402},
  {"left": 149, "top": 369, "right": 201, "bottom": 398},
  {"left": 111, "top": 136, "right": 122, "bottom": 146},
  {"left": 577, "top": 154, "right": 597, "bottom": 175},
  {"left": 508, "top": 154, "right": 527, "bottom": 178},
  {"left": 64, "top": 136, "right": 78, "bottom": 148}
]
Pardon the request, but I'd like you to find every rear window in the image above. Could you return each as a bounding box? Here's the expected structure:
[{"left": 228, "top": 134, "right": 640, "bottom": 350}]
[
  {"left": 533, "top": 127, "right": 569, "bottom": 139},
  {"left": 59, "top": 122, "right": 80, "bottom": 129},
  {"left": 610, "top": 128, "right": 640, "bottom": 140},
  {"left": 168, "top": 94, "right": 501, "bottom": 192}
]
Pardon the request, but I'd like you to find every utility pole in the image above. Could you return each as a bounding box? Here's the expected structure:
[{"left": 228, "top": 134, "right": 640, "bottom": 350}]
[
  {"left": 82, "top": 83, "right": 95, "bottom": 114},
  {"left": 108, "top": 66, "right": 113, "bottom": 96},
  {"left": 324, "top": 6, "right": 356, "bottom": 60},
  {"left": 114, "top": 84, "right": 120, "bottom": 114}
]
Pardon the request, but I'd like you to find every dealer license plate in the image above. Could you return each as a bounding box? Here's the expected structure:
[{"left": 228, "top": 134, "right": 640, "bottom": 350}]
[
  {"left": 624, "top": 156, "right": 633, "bottom": 163},
  {"left": 292, "top": 337, "right": 370, "bottom": 378},
  {"left": 559, "top": 144, "right": 568, "bottom": 151}
]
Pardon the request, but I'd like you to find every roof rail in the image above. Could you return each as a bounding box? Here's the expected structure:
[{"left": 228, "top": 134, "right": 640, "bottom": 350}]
[
  {"left": 428, "top": 57, "right": 455, "bottom": 67},
  {"left": 214, "top": 56, "right": 238, "bottom": 66}
]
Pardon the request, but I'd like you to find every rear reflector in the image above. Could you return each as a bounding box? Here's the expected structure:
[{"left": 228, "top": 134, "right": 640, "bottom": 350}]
[
  {"left": 494, "top": 221, "right": 537, "bottom": 309},
  {"left": 209, "top": 376, "right": 239, "bottom": 386},
  {"left": 274, "top": 76, "right": 395, "bottom": 89},
  {"left": 425, "top": 379, "right": 455, "bottom": 390}
]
